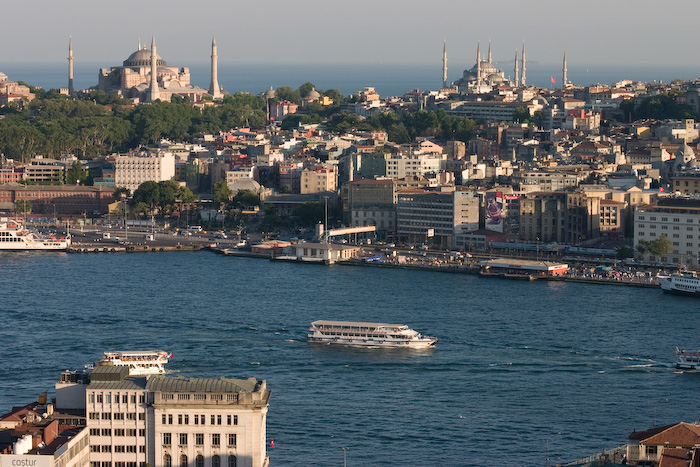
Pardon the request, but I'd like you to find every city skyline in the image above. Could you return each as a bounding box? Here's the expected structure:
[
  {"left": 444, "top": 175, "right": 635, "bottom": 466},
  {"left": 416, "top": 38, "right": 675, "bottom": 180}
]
[{"left": 3, "top": 0, "right": 700, "bottom": 70}]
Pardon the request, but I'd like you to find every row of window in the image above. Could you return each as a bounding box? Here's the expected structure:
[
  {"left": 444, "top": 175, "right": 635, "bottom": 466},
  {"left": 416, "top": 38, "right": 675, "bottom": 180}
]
[
  {"left": 89, "top": 412, "right": 144, "bottom": 420},
  {"left": 639, "top": 216, "right": 695, "bottom": 223},
  {"left": 90, "top": 462, "right": 143, "bottom": 467},
  {"left": 162, "top": 414, "right": 238, "bottom": 426},
  {"left": 90, "top": 428, "right": 144, "bottom": 437},
  {"left": 163, "top": 433, "right": 236, "bottom": 447},
  {"left": 90, "top": 445, "right": 142, "bottom": 453},
  {"left": 90, "top": 394, "right": 145, "bottom": 404},
  {"left": 160, "top": 394, "right": 238, "bottom": 402},
  {"left": 638, "top": 224, "right": 695, "bottom": 231},
  {"left": 164, "top": 454, "right": 236, "bottom": 467}
]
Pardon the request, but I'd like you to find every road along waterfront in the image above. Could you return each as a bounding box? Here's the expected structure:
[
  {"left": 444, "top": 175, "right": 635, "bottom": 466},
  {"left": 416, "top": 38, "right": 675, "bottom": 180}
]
[{"left": 1, "top": 252, "right": 697, "bottom": 465}]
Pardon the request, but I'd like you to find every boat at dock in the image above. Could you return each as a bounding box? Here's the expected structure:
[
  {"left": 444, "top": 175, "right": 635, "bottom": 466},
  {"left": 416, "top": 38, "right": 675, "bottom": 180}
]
[
  {"left": 0, "top": 219, "right": 70, "bottom": 251},
  {"left": 96, "top": 350, "right": 172, "bottom": 375},
  {"left": 675, "top": 347, "right": 700, "bottom": 370},
  {"left": 657, "top": 271, "right": 700, "bottom": 297},
  {"left": 307, "top": 320, "right": 437, "bottom": 348}
]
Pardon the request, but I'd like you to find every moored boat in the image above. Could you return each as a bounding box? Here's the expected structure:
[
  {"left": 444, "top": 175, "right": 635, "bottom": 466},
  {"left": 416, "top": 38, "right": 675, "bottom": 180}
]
[
  {"left": 657, "top": 271, "right": 700, "bottom": 297},
  {"left": 0, "top": 219, "right": 70, "bottom": 251},
  {"left": 307, "top": 320, "right": 437, "bottom": 348},
  {"left": 675, "top": 347, "right": 700, "bottom": 370}
]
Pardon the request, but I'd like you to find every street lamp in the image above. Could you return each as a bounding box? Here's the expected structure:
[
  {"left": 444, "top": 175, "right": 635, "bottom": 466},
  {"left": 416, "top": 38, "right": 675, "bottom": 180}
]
[
  {"left": 323, "top": 195, "right": 329, "bottom": 243},
  {"left": 341, "top": 447, "right": 348, "bottom": 467},
  {"left": 121, "top": 193, "right": 128, "bottom": 242}
]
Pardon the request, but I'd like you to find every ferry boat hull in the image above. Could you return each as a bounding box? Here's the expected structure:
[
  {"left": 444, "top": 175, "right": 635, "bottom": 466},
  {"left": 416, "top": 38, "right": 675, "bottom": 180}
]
[
  {"left": 658, "top": 273, "right": 700, "bottom": 297},
  {"left": 307, "top": 320, "right": 437, "bottom": 349}
]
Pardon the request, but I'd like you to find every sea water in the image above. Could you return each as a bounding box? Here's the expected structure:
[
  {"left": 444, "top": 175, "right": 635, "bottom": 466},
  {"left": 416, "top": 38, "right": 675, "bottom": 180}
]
[{"left": 0, "top": 252, "right": 698, "bottom": 466}]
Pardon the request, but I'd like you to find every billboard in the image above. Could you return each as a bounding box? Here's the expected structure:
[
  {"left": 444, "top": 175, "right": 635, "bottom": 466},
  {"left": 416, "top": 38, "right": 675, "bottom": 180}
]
[
  {"left": 485, "top": 192, "right": 504, "bottom": 233},
  {"left": 1, "top": 455, "right": 52, "bottom": 467}
]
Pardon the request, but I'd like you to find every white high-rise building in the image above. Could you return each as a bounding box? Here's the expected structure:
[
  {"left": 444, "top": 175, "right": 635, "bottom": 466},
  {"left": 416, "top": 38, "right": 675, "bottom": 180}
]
[{"left": 114, "top": 152, "right": 176, "bottom": 193}]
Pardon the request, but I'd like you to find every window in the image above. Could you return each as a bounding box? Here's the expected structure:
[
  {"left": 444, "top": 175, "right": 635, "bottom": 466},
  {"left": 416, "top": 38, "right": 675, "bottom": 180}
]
[
  {"left": 212, "top": 456, "right": 220, "bottom": 467},
  {"left": 168, "top": 414, "right": 173, "bottom": 424},
  {"left": 115, "top": 446, "right": 125, "bottom": 453},
  {"left": 212, "top": 434, "right": 220, "bottom": 446},
  {"left": 114, "top": 429, "right": 125, "bottom": 436},
  {"left": 139, "top": 446, "right": 145, "bottom": 453},
  {"left": 164, "top": 454, "right": 171, "bottom": 467},
  {"left": 180, "top": 455, "right": 187, "bottom": 467},
  {"left": 97, "top": 394, "right": 103, "bottom": 403},
  {"left": 162, "top": 414, "right": 167, "bottom": 424},
  {"left": 139, "top": 395, "right": 145, "bottom": 403},
  {"left": 126, "top": 446, "right": 136, "bottom": 453},
  {"left": 227, "top": 455, "right": 237, "bottom": 467},
  {"left": 114, "top": 413, "right": 124, "bottom": 420},
  {"left": 89, "top": 412, "right": 99, "bottom": 420},
  {"left": 90, "top": 445, "right": 100, "bottom": 453},
  {"left": 233, "top": 416, "right": 238, "bottom": 426},
  {"left": 164, "top": 433, "right": 171, "bottom": 445},
  {"left": 179, "top": 433, "right": 188, "bottom": 446},
  {"left": 184, "top": 415, "right": 189, "bottom": 425},
  {"left": 217, "top": 415, "right": 222, "bottom": 425},
  {"left": 195, "top": 433, "right": 204, "bottom": 446},
  {"left": 228, "top": 434, "right": 236, "bottom": 446},
  {"left": 210, "top": 415, "right": 215, "bottom": 425},
  {"left": 126, "top": 413, "right": 136, "bottom": 420},
  {"left": 195, "top": 456, "right": 204, "bottom": 467},
  {"left": 138, "top": 413, "right": 145, "bottom": 421},
  {"left": 122, "top": 395, "right": 128, "bottom": 404},
  {"left": 131, "top": 395, "right": 136, "bottom": 404},
  {"left": 178, "top": 415, "right": 183, "bottom": 425},
  {"left": 127, "top": 429, "right": 136, "bottom": 437},
  {"left": 194, "top": 415, "right": 199, "bottom": 425},
  {"left": 89, "top": 394, "right": 95, "bottom": 403},
  {"left": 101, "top": 445, "right": 111, "bottom": 453},
  {"left": 102, "top": 429, "right": 111, "bottom": 436},
  {"left": 106, "top": 394, "right": 112, "bottom": 403},
  {"left": 227, "top": 415, "right": 231, "bottom": 425},
  {"left": 90, "top": 429, "right": 100, "bottom": 436},
  {"left": 200, "top": 414, "right": 205, "bottom": 425}
]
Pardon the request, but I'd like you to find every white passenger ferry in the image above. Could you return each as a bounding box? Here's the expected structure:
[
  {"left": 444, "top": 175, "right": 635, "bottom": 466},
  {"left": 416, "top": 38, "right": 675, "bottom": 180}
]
[
  {"left": 675, "top": 347, "right": 700, "bottom": 370},
  {"left": 96, "top": 350, "right": 172, "bottom": 375},
  {"left": 657, "top": 271, "right": 700, "bottom": 297},
  {"left": 307, "top": 320, "right": 438, "bottom": 348},
  {"left": 0, "top": 219, "right": 70, "bottom": 251}
]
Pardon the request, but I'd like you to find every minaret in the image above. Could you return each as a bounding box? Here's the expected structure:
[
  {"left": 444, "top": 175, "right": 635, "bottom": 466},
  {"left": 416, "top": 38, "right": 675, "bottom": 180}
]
[
  {"left": 442, "top": 40, "right": 448, "bottom": 89},
  {"left": 148, "top": 35, "right": 160, "bottom": 102},
  {"left": 562, "top": 51, "right": 568, "bottom": 89},
  {"left": 209, "top": 35, "right": 222, "bottom": 99},
  {"left": 67, "top": 36, "right": 74, "bottom": 94},
  {"left": 521, "top": 41, "right": 526, "bottom": 87},
  {"left": 514, "top": 50, "right": 519, "bottom": 87},
  {"left": 488, "top": 39, "right": 492, "bottom": 63},
  {"left": 476, "top": 41, "right": 481, "bottom": 86},
  {"left": 138, "top": 38, "right": 141, "bottom": 50}
]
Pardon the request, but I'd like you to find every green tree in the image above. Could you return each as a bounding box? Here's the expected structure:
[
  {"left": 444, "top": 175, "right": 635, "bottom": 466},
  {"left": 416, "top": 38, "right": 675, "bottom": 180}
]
[
  {"left": 513, "top": 106, "right": 530, "bottom": 123},
  {"left": 648, "top": 234, "right": 672, "bottom": 259},
  {"left": 235, "top": 189, "right": 260, "bottom": 207},
  {"left": 292, "top": 202, "right": 324, "bottom": 228},
  {"left": 66, "top": 160, "right": 87, "bottom": 185},
  {"left": 14, "top": 199, "right": 32, "bottom": 216},
  {"left": 213, "top": 180, "right": 233, "bottom": 204}
]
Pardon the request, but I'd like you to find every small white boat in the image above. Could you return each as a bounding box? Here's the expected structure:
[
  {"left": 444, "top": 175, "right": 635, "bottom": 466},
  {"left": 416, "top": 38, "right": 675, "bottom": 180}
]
[
  {"left": 307, "top": 320, "right": 437, "bottom": 348},
  {"left": 675, "top": 347, "right": 700, "bottom": 370},
  {"left": 0, "top": 219, "right": 70, "bottom": 251},
  {"left": 97, "top": 350, "right": 172, "bottom": 375}
]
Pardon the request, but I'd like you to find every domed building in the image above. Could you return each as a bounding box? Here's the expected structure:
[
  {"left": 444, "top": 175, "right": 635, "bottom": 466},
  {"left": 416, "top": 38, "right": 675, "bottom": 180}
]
[
  {"left": 98, "top": 37, "right": 208, "bottom": 102},
  {"left": 454, "top": 41, "right": 515, "bottom": 93}
]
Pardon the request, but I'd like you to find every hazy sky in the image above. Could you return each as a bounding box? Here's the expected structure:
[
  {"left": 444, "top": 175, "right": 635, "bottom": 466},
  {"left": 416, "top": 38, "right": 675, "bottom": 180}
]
[{"left": 4, "top": 0, "right": 700, "bottom": 70}]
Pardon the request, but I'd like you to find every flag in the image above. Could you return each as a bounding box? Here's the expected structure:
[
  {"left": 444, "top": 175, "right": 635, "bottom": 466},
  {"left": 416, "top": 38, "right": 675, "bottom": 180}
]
[
  {"left": 659, "top": 187, "right": 665, "bottom": 192},
  {"left": 270, "top": 439, "right": 275, "bottom": 448},
  {"left": 551, "top": 76, "right": 556, "bottom": 84},
  {"left": 168, "top": 353, "right": 173, "bottom": 358}
]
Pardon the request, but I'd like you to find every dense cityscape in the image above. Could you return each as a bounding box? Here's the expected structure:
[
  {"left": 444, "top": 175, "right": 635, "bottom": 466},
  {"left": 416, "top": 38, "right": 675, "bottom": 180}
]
[{"left": 2, "top": 25, "right": 700, "bottom": 467}]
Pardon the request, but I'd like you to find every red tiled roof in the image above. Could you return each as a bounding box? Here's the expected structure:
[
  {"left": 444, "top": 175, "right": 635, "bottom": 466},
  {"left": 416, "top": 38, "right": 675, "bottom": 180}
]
[{"left": 642, "top": 422, "right": 700, "bottom": 447}]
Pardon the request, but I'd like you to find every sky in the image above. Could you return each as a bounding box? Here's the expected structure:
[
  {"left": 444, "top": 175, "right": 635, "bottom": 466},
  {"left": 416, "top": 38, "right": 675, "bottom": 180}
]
[{"left": 3, "top": 0, "right": 700, "bottom": 70}]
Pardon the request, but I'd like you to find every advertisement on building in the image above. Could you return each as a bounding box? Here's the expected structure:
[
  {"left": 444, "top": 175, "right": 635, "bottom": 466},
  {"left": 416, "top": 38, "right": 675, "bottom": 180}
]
[
  {"left": 1, "top": 455, "right": 52, "bottom": 467},
  {"left": 485, "top": 192, "right": 504, "bottom": 233}
]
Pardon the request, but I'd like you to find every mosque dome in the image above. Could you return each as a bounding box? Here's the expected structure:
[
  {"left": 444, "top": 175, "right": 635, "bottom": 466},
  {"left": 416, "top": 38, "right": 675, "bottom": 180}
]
[
  {"left": 306, "top": 87, "right": 321, "bottom": 100},
  {"left": 123, "top": 48, "right": 167, "bottom": 67},
  {"left": 0, "top": 72, "right": 7, "bottom": 83},
  {"left": 263, "top": 86, "right": 276, "bottom": 99},
  {"left": 677, "top": 143, "right": 695, "bottom": 160}
]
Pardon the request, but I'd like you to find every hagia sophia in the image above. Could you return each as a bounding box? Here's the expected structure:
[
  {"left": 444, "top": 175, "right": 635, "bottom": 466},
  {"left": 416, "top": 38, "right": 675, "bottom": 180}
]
[{"left": 97, "top": 35, "right": 220, "bottom": 102}]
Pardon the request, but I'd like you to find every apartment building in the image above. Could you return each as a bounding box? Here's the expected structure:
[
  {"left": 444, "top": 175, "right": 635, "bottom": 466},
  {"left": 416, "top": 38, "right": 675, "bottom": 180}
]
[{"left": 114, "top": 153, "right": 175, "bottom": 194}]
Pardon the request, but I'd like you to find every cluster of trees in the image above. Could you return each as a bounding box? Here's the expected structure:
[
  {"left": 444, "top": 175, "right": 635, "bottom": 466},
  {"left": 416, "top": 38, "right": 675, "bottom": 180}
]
[
  {"left": 0, "top": 93, "right": 269, "bottom": 162},
  {"left": 636, "top": 235, "right": 672, "bottom": 260},
  {"left": 323, "top": 109, "right": 477, "bottom": 143},
  {"left": 130, "top": 180, "right": 197, "bottom": 216},
  {"left": 619, "top": 93, "right": 697, "bottom": 122}
]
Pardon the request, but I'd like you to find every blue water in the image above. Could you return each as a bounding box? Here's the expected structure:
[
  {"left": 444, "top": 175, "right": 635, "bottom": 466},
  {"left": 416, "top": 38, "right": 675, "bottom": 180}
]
[
  {"left": 0, "top": 252, "right": 698, "bottom": 466},
  {"left": 3, "top": 62, "right": 699, "bottom": 98}
]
